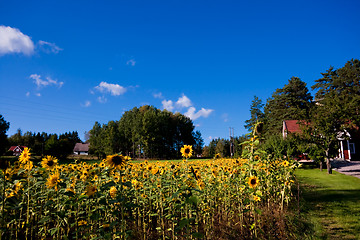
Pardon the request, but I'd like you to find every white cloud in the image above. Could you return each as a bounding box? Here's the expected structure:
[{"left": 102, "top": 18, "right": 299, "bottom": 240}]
[
  {"left": 97, "top": 96, "right": 107, "bottom": 103},
  {"left": 126, "top": 59, "right": 136, "bottom": 66},
  {"left": 25, "top": 92, "right": 30, "bottom": 97},
  {"left": 37, "top": 40, "right": 63, "bottom": 54},
  {"left": 162, "top": 100, "right": 174, "bottom": 111},
  {"left": 184, "top": 107, "right": 214, "bottom": 120},
  {"left": 176, "top": 94, "right": 192, "bottom": 108},
  {"left": 81, "top": 101, "right": 91, "bottom": 107},
  {"left": 0, "top": 26, "right": 34, "bottom": 56},
  {"left": 35, "top": 93, "right": 41, "bottom": 97},
  {"left": 95, "top": 82, "right": 127, "bottom": 96},
  {"left": 153, "top": 92, "right": 163, "bottom": 99},
  {"left": 30, "top": 74, "right": 64, "bottom": 89}
]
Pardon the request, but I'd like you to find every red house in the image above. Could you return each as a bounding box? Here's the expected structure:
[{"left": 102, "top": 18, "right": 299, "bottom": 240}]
[
  {"left": 8, "top": 146, "right": 27, "bottom": 156},
  {"left": 282, "top": 120, "right": 359, "bottom": 161}
]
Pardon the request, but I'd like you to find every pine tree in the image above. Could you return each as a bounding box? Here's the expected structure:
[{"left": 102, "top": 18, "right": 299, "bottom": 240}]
[
  {"left": 244, "top": 96, "right": 265, "bottom": 132},
  {"left": 263, "top": 77, "right": 313, "bottom": 137}
]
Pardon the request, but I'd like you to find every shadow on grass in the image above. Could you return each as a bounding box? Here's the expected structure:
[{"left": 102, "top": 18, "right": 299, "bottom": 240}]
[
  {"left": 298, "top": 176, "right": 360, "bottom": 239},
  {"left": 303, "top": 189, "right": 360, "bottom": 203}
]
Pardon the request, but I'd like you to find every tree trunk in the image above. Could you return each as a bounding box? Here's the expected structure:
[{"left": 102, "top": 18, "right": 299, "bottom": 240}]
[
  {"left": 320, "top": 161, "right": 323, "bottom": 171},
  {"left": 326, "top": 149, "right": 332, "bottom": 174}
]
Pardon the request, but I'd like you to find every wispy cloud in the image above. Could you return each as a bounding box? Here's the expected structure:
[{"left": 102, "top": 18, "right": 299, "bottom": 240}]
[
  {"left": 162, "top": 100, "right": 174, "bottom": 111},
  {"left": 0, "top": 26, "right": 34, "bottom": 56},
  {"left": 37, "top": 40, "right": 63, "bottom": 54},
  {"left": 25, "top": 92, "right": 30, "bottom": 97},
  {"left": 153, "top": 92, "right": 163, "bottom": 99},
  {"left": 30, "top": 74, "right": 64, "bottom": 89},
  {"left": 126, "top": 59, "right": 136, "bottom": 66},
  {"left": 81, "top": 100, "right": 91, "bottom": 107},
  {"left": 176, "top": 94, "right": 192, "bottom": 108},
  {"left": 35, "top": 93, "right": 41, "bottom": 97},
  {"left": 94, "top": 82, "right": 127, "bottom": 96},
  {"left": 184, "top": 107, "right": 214, "bottom": 120},
  {"left": 97, "top": 96, "right": 107, "bottom": 103}
]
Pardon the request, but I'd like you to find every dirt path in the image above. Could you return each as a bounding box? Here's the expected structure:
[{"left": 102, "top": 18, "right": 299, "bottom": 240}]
[{"left": 332, "top": 160, "right": 360, "bottom": 179}]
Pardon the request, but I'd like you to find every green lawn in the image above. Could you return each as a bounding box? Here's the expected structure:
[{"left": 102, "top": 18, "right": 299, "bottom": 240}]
[{"left": 296, "top": 168, "right": 360, "bottom": 240}]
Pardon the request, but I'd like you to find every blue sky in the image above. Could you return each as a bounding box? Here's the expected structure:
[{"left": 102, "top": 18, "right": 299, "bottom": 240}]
[{"left": 1, "top": 0, "right": 360, "bottom": 145}]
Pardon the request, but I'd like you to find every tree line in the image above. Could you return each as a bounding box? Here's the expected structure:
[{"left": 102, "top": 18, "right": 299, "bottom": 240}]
[
  {"left": 89, "top": 105, "right": 204, "bottom": 159},
  {"left": 0, "top": 125, "right": 81, "bottom": 159},
  {"left": 202, "top": 136, "right": 248, "bottom": 158}
]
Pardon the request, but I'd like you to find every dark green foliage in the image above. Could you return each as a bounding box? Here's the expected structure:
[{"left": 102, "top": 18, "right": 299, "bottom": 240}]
[
  {"left": 203, "top": 136, "right": 247, "bottom": 158},
  {"left": 0, "top": 114, "right": 10, "bottom": 156},
  {"left": 305, "top": 59, "right": 360, "bottom": 172},
  {"left": 263, "top": 77, "right": 313, "bottom": 137},
  {"left": 244, "top": 96, "right": 265, "bottom": 132},
  {"left": 7, "top": 130, "right": 81, "bottom": 159},
  {"left": 260, "top": 134, "right": 307, "bottom": 160},
  {"left": 89, "top": 105, "right": 203, "bottom": 159}
]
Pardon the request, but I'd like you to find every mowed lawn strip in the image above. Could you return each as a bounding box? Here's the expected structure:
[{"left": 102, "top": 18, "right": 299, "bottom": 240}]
[{"left": 296, "top": 168, "right": 360, "bottom": 240}]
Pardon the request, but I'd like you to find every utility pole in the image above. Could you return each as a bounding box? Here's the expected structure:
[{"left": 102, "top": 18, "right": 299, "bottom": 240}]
[{"left": 229, "top": 127, "right": 235, "bottom": 158}]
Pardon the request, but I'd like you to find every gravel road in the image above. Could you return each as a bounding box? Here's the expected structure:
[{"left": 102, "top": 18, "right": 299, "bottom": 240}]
[{"left": 332, "top": 160, "right": 360, "bottom": 179}]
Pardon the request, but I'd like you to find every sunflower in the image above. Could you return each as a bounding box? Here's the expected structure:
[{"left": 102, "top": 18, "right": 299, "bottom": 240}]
[
  {"left": 282, "top": 160, "right": 290, "bottom": 167},
  {"left": 19, "top": 147, "right": 31, "bottom": 164},
  {"left": 113, "top": 174, "right": 120, "bottom": 183},
  {"left": 41, "top": 155, "right": 58, "bottom": 170},
  {"left": 14, "top": 181, "right": 22, "bottom": 192},
  {"left": 180, "top": 145, "right": 193, "bottom": 158},
  {"left": 197, "top": 180, "right": 205, "bottom": 190},
  {"left": 84, "top": 184, "right": 97, "bottom": 197},
  {"left": 66, "top": 186, "right": 76, "bottom": 195},
  {"left": 78, "top": 220, "right": 87, "bottom": 226},
  {"left": 131, "top": 179, "right": 141, "bottom": 190},
  {"left": 46, "top": 172, "right": 61, "bottom": 191},
  {"left": 105, "top": 154, "right": 128, "bottom": 169},
  {"left": 23, "top": 161, "right": 33, "bottom": 172},
  {"left": 109, "top": 186, "right": 117, "bottom": 199},
  {"left": 151, "top": 167, "right": 159, "bottom": 175},
  {"left": 253, "top": 195, "right": 261, "bottom": 202},
  {"left": 211, "top": 168, "right": 218, "bottom": 178},
  {"left": 248, "top": 176, "right": 259, "bottom": 188}
]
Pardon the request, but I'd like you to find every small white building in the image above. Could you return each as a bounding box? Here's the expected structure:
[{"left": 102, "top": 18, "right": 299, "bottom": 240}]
[
  {"left": 8, "top": 146, "right": 27, "bottom": 156},
  {"left": 73, "top": 143, "right": 90, "bottom": 155}
]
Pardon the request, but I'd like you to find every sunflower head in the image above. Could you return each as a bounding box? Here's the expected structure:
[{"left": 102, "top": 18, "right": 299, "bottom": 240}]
[
  {"left": 180, "top": 145, "right": 193, "bottom": 159},
  {"left": 105, "top": 154, "right": 128, "bottom": 169},
  {"left": 46, "top": 172, "right": 61, "bottom": 191},
  {"left": 109, "top": 186, "right": 117, "bottom": 199},
  {"left": 282, "top": 160, "right": 290, "bottom": 167},
  {"left": 19, "top": 147, "right": 31, "bottom": 164},
  {"left": 41, "top": 155, "right": 58, "bottom": 170},
  {"left": 85, "top": 184, "right": 97, "bottom": 197},
  {"left": 78, "top": 220, "right": 87, "bottom": 226},
  {"left": 248, "top": 176, "right": 259, "bottom": 188},
  {"left": 197, "top": 180, "right": 205, "bottom": 190}
]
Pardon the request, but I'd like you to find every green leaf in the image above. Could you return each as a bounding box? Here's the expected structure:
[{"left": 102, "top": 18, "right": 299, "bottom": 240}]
[{"left": 192, "top": 232, "right": 204, "bottom": 238}]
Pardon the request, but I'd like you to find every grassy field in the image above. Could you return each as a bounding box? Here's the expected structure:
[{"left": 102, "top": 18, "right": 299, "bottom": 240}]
[{"left": 296, "top": 168, "right": 360, "bottom": 240}]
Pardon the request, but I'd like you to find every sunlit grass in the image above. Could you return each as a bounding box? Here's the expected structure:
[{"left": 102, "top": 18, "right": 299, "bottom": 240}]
[{"left": 296, "top": 168, "right": 360, "bottom": 239}]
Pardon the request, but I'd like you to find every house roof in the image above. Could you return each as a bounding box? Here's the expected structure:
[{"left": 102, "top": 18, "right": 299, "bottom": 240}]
[
  {"left": 73, "top": 143, "right": 89, "bottom": 152},
  {"left": 8, "top": 146, "right": 27, "bottom": 151},
  {"left": 283, "top": 120, "right": 309, "bottom": 134}
]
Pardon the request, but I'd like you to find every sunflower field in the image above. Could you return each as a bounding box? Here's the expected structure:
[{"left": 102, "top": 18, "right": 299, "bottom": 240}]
[{"left": 0, "top": 132, "right": 300, "bottom": 239}]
